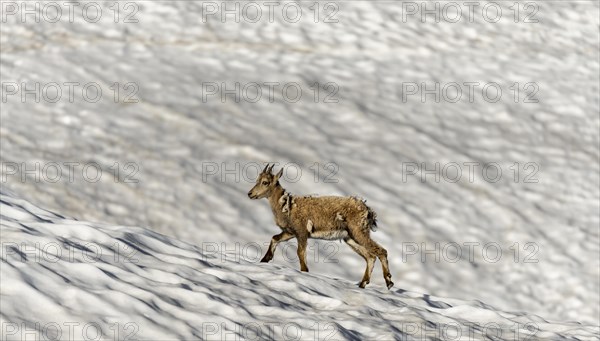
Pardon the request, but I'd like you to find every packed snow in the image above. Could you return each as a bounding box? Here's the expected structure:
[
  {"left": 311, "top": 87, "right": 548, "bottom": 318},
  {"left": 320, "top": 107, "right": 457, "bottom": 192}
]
[
  {"left": 2, "top": 190, "right": 599, "bottom": 340},
  {"left": 1, "top": 0, "right": 599, "bottom": 338}
]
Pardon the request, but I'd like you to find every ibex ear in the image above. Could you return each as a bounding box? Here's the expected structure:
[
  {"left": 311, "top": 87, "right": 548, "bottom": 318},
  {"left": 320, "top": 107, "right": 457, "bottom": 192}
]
[{"left": 274, "top": 168, "right": 284, "bottom": 182}]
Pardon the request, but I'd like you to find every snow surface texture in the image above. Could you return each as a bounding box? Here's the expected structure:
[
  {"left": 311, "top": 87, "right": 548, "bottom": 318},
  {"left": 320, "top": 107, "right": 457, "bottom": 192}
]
[
  {"left": 1, "top": 190, "right": 600, "bottom": 340},
  {"left": 1, "top": 0, "right": 599, "bottom": 331}
]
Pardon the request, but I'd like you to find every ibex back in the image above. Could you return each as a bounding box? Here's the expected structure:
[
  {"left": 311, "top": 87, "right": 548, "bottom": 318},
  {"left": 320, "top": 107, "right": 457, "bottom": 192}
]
[{"left": 248, "top": 164, "right": 394, "bottom": 289}]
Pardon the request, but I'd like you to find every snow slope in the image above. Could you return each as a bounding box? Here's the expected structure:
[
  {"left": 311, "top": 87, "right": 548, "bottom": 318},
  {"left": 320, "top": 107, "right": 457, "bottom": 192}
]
[
  {"left": 1, "top": 0, "right": 599, "bottom": 328},
  {"left": 2, "top": 190, "right": 599, "bottom": 340}
]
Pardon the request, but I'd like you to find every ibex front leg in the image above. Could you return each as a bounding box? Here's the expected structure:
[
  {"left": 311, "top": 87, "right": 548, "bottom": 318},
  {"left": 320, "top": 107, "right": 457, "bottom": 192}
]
[
  {"left": 296, "top": 234, "right": 309, "bottom": 272},
  {"left": 261, "top": 231, "right": 293, "bottom": 263}
]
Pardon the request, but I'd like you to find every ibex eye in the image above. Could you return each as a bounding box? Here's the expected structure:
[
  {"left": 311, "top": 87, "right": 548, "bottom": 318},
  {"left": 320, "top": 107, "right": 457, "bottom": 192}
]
[{"left": 262, "top": 181, "right": 269, "bottom": 185}]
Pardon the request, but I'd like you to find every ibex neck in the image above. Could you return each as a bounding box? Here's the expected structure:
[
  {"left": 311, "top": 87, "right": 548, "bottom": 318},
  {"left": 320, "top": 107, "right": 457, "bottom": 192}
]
[{"left": 268, "top": 183, "right": 286, "bottom": 208}]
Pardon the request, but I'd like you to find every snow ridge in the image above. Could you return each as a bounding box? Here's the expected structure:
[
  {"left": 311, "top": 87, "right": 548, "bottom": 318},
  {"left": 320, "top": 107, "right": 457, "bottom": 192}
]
[{"left": 1, "top": 190, "right": 598, "bottom": 340}]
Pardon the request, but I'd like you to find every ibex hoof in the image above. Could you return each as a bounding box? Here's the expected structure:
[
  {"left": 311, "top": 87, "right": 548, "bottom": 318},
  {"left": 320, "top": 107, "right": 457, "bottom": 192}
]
[
  {"left": 358, "top": 281, "right": 368, "bottom": 288},
  {"left": 386, "top": 281, "right": 394, "bottom": 289},
  {"left": 260, "top": 257, "right": 271, "bottom": 263}
]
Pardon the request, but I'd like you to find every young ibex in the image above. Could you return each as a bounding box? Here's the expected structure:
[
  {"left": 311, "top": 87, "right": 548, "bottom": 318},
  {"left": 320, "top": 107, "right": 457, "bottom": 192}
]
[{"left": 248, "top": 164, "right": 394, "bottom": 289}]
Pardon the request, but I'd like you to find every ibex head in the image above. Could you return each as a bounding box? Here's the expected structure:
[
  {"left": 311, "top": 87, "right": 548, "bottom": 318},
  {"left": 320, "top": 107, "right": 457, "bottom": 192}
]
[{"left": 248, "top": 163, "right": 283, "bottom": 199}]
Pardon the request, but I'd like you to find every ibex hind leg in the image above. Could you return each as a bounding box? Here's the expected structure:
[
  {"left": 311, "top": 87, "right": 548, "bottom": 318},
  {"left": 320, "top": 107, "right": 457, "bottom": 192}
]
[
  {"left": 370, "top": 239, "right": 393, "bottom": 289},
  {"left": 355, "top": 232, "right": 394, "bottom": 289},
  {"left": 344, "top": 237, "right": 375, "bottom": 288}
]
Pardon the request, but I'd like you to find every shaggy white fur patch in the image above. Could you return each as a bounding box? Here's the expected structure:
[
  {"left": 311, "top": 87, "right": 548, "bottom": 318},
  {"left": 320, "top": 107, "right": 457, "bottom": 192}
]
[
  {"left": 309, "top": 230, "right": 349, "bottom": 240},
  {"left": 279, "top": 192, "right": 293, "bottom": 214},
  {"left": 306, "top": 219, "right": 314, "bottom": 233}
]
